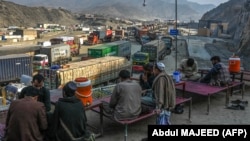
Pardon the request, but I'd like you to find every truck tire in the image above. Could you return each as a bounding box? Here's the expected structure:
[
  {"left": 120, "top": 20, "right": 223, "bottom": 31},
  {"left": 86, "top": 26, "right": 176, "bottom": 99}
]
[
  {"left": 126, "top": 55, "right": 130, "bottom": 61},
  {"left": 166, "top": 49, "right": 171, "bottom": 55},
  {"left": 159, "top": 54, "right": 164, "bottom": 60}
]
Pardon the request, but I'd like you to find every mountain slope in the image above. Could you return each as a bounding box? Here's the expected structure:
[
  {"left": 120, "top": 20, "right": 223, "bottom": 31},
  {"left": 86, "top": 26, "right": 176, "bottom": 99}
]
[
  {"left": 201, "top": 0, "right": 250, "bottom": 69},
  {"left": 5, "top": 0, "right": 215, "bottom": 21},
  {"left": 0, "top": 1, "right": 79, "bottom": 27}
]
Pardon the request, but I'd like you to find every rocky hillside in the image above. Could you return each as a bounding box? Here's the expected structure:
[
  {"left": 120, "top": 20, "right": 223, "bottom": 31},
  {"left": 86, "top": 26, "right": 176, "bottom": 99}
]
[
  {"left": 0, "top": 1, "right": 79, "bottom": 27},
  {"left": 6, "top": 0, "right": 215, "bottom": 21},
  {"left": 201, "top": 0, "right": 250, "bottom": 70}
]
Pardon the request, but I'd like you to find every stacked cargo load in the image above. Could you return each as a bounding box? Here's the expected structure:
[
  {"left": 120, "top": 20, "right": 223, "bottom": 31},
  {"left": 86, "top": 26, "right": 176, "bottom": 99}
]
[{"left": 39, "top": 56, "right": 132, "bottom": 90}]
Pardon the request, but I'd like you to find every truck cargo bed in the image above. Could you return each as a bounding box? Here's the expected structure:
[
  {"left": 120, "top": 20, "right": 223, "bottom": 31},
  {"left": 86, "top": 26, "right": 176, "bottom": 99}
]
[
  {"left": 0, "top": 54, "right": 33, "bottom": 84},
  {"left": 39, "top": 56, "right": 132, "bottom": 90}
]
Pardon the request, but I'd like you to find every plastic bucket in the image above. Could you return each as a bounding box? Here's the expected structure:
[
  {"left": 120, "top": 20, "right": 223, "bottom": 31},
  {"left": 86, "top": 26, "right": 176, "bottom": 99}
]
[
  {"left": 20, "top": 75, "right": 32, "bottom": 86},
  {"left": 229, "top": 57, "right": 240, "bottom": 73},
  {"left": 74, "top": 77, "right": 93, "bottom": 106},
  {"left": 173, "top": 71, "right": 180, "bottom": 83}
]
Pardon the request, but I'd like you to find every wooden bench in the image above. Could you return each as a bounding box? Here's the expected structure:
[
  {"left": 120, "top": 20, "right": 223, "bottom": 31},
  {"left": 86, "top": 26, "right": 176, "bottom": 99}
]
[
  {"left": 175, "top": 81, "right": 244, "bottom": 114},
  {"left": 92, "top": 96, "right": 192, "bottom": 141},
  {"left": 198, "top": 68, "right": 248, "bottom": 83},
  {"left": 234, "top": 70, "right": 250, "bottom": 82}
]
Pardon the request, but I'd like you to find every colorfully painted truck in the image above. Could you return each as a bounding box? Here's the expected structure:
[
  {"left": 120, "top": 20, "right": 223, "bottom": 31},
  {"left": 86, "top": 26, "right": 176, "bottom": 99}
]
[
  {"left": 86, "top": 29, "right": 113, "bottom": 45},
  {"left": 0, "top": 54, "right": 33, "bottom": 86},
  {"left": 132, "top": 51, "right": 149, "bottom": 72},
  {"left": 132, "top": 40, "right": 167, "bottom": 72}
]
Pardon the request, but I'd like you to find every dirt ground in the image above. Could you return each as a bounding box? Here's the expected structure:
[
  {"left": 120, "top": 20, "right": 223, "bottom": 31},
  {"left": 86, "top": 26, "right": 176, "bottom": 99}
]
[
  {"left": 1, "top": 36, "right": 249, "bottom": 141},
  {"left": 91, "top": 37, "right": 250, "bottom": 141},
  {"left": 86, "top": 85, "right": 250, "bottom": 141}
]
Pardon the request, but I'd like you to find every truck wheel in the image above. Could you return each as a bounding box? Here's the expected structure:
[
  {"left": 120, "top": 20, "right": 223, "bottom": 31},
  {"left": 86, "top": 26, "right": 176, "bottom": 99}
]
[
  {"left": 159, "top": 55, "right": 163, "bottom": 60},
  {"left": 166, "top": 49, "right": 171, "bottom": 55}
]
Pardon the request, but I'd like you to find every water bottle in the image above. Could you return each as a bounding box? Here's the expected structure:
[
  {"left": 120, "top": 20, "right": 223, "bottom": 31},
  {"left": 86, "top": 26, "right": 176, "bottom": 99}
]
[{"left": 173, "top": 71, "right": 180, "bottom": 83}]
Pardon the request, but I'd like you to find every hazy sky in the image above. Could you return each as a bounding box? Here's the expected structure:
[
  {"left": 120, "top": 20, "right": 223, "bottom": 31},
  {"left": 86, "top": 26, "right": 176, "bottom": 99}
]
[{"left": 187, "top": 0, "right": 229, "bottom": 6}]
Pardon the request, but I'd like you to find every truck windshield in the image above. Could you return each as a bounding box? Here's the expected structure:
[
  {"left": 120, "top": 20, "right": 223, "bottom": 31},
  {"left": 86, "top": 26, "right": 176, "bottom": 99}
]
[
  {"left": 134, "top": 54, "right": 147, "bottom": 61},
  {"left": 161, "top": 37, "right": 172, "bottom": 44},
  {"left": 33, "top": 56, "right": 44, "bottom": 61}
]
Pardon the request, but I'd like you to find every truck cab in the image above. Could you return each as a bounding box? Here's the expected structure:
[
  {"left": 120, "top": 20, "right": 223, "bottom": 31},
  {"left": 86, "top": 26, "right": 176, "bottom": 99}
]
[
  {"left": 33, "top": 54, "right": 49, "bottom": 71},
  {"left": 132, "top": 51, "right": 149, "bottom": 73},
  {"left": 160, "top": 36, "right": 173, "bottom": 55}
]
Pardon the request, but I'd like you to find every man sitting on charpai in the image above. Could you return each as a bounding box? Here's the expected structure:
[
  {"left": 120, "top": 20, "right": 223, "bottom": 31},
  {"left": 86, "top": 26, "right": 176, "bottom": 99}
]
[{"left": 200, "top": 56, "right": 231, "bottom": 86}]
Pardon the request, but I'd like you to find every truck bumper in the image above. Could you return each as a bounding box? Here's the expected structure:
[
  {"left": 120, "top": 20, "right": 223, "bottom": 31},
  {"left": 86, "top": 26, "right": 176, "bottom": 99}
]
[{"left": 132, "top": 65, "right": 144, "bottom": 73}]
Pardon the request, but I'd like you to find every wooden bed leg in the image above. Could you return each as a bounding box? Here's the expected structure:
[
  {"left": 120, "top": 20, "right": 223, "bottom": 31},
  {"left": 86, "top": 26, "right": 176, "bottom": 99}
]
[
  {"left": 207, "top": 95, "right": 210, "bottom": 115},
  {"left": 226, "top": 85, "right": 230, "bottom": 106},
  {"left": 124, "top": 124, "right": 128, "bottom": 141},
  {"left": 100, "top": 105, "right": 104, "bottom": 136},
  {"left": 242, "top": 82, "right": 245, "bottom": 99},
  {"left": 189, "top": 98, "right": 192, "bottom": 123}
]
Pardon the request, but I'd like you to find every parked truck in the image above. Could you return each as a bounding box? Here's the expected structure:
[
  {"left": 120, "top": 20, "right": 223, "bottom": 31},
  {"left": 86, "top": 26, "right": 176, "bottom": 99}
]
[
  {"left": 134, "top": 27, "right": 149, "bottom": 44},
  {"left": 37, "top": 41, "right": 52, "bottom": 47},
  {"left": 86, "top": 40, "right": 131, "bottom": 60},
  {"left": 160, "top": 36, "right": 173, "bottom": 55},
  {"left": 33, "top": 44, "right": 71, "bottom": 71},
  {"left": 132, "top": 51, "right": 149, "bottom": 72},
  {"left": 50, "top": 36, "right": 80, "bottom": 57},
  {"left": 39, "top": 56, "right": 132, "bottom": 90},
  {"left": 114, "top": 29, "right": 125, "bottom": 41},
  {"left": 141, "top": 40, "right": 168, "bottom": 61},
  {"left": 87, "top": 44, "right": 118, "bottom": 58},
  {"left": 86, "top": 29, "right": 113, "bottom": 45},
  {"left": 0, "top": 54, "right": 33, "bottom": 86},
  {"left": 132, "top": 40, "right": 167, "bottom": 72},
  {"left": 106, "top": 40, "right": 132, "bottom": 60}
]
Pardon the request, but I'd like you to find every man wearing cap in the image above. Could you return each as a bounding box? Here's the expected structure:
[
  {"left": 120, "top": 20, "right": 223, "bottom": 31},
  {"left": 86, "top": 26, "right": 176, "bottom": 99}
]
[
  {"left": 4, "top": 87, "right": 47, "bottom": 141},
  {"left": 47, "top": 81, "right": 94, "bottom": 141},
  {"left": 152, "top": 62, "right": 176, "bottom": 113}
]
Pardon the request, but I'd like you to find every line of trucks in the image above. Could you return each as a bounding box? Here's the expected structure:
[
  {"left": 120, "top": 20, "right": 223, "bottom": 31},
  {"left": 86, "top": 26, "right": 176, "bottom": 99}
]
[
  {"left": 0, "top": 40, "right": 132, "bottom": 87},
  {"left": 0, "top": 55, "right": 132, "bottom": 88}
]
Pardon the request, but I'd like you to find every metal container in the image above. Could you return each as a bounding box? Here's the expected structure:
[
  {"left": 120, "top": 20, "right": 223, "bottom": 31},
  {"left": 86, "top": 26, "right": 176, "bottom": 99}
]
[
  {"left": 39, "top": 43, "right": 71, "bottom": 64},
  {"left": 106, "top": 40, "right": 131, "bottom": 59},
  {"left": 88, "top": 44, "right": 118, "bottom": 58},
  {"left": 0, "top": 54, "right": 33, "bottom": 84}
]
